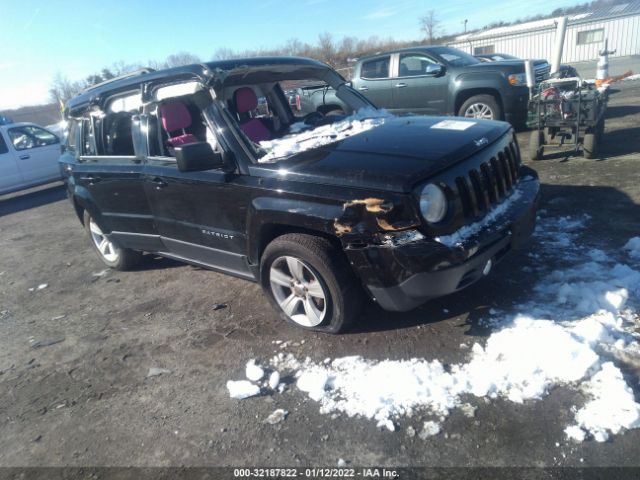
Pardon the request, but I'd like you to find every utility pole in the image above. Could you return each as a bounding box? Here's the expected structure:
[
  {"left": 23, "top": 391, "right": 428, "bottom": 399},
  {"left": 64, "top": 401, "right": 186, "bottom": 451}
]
[{"left": 463, "top": 19, "right": 468, "bottom": 33}]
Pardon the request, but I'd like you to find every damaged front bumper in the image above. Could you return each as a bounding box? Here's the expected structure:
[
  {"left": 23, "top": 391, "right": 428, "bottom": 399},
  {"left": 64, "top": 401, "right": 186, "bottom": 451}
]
[{"left": 344, "top": 175, "right": 540, "bottom": 312}]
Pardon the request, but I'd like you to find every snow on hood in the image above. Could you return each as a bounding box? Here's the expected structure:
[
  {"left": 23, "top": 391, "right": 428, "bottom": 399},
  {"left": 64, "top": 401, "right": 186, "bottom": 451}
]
[
  {"left": 257, "top": 107, "right": 394, "bottom": 163},
  {"left": 228, "top": 212, "right": 640, "bottom": 443}
]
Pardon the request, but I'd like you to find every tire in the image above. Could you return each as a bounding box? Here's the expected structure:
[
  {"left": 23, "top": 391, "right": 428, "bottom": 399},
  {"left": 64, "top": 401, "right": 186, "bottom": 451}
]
[
  {"left": 260, "top": 233, "right": 362, "bottom": 334},
  {"left": 596, "top": 118, "right": 605, "bottom": 141},
  {"left": 583, "top": 132, "right": 597, "bottom": 159},
  {"left": 83, "top": 211, "right": 141, "bottom": 270},
  {"left": 458, "top": 94, "right": 502, "bottom": 121},
  {"left": 529, "top": 130, "right": 544, "bottom": 160}
]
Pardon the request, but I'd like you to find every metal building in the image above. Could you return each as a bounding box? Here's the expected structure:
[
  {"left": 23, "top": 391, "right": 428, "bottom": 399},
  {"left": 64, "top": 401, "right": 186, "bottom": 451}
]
[{"left": 448, "top": 1, "right": 640, "bottom": 62}]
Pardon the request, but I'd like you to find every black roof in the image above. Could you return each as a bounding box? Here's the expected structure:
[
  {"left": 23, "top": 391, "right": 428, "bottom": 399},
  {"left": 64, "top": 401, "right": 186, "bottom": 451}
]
[{"left": 66, "top": 56, "right": 329, "bottom": 113}]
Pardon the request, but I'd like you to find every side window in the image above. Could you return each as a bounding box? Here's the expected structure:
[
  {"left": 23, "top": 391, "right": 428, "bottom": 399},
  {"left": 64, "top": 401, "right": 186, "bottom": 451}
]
[
  {"left": 66, "top": 120, "right": 79, "bottom": 153},
  {"left": 98, "top": 92, "right": 142, "bottom": 157},
  {"left": 150, "top": 84, "right": 214, "bottom": 159},
  {"left": 361, "top": 57, "right": 390, "bottom": 79},
  {"left": 81, "top": 118, "right": 97, "bottom": 155},
  {"left": 398, "top": 54, "right": 437, "bottom": 77},
  {"left": 0, "top": 132, "right": 8, "bottom": 154},
  {"left": 8, "top": 126, "right": 59, "bottom": 151}
]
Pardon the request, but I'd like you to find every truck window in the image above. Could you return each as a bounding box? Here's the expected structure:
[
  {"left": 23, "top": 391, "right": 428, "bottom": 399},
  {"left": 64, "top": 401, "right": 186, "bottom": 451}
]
[
  {"left": 0, "top": 132, "right": 8, "bottom": 154},
  {"left": 399, "top": 54, "right": 437, "bottom": 77},
  {"left": 361, "top": 57, "right": 390, "bottom": 79}
]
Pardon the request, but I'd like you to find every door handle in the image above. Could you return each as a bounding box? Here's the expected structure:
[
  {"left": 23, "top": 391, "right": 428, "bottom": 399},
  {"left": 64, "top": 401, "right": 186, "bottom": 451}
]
[
  {"left": 19, "top": 154, "right": 30, "bottom": 160},
  {"left": 79, "top": 175, "right": 101, "bottom": 184},
  {"left": 394, "top": 83, "right": 407, "bottom": 88},
  {"left": 358, "top": 86, "right": 369, "bottom": 91},
  {"left": 151, "top": 177, "right": 168, "bottom": 189}
]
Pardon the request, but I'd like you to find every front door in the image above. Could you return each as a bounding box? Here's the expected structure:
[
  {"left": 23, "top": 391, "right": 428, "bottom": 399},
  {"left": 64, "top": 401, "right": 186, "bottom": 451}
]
[
  {"left": 142, "top": 92, "right": 253, "bottom": 279},
  {"left": 0, "top": 130, "right": 23, "bottom": 193},
  {"left": 391, "top": 52, "right": 449, "bottom": 115}
]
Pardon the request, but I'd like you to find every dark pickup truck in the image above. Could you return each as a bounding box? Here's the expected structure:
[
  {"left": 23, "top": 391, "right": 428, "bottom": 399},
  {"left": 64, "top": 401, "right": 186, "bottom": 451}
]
[
  {"left": 351, "top": 46, "right": 550, "bottom": 127},
  {"left": 60, "top": 57, "right": 539, "bottom": 333}
]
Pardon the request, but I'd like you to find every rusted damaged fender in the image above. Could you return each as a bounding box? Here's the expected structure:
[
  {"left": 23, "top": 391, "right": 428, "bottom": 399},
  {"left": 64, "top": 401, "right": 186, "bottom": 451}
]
[
  {"left": 333, "top": 197, "right": 421, "bottom": 245},
  {"left": 343, "top": 175, "right": 540, "bottom": 312}
]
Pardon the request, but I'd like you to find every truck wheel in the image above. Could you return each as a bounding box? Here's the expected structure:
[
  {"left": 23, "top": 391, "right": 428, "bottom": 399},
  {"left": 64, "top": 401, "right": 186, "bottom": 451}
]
[
  {"left": 260, "top": 234, "right": 362, "bottom": 333},
  {"left": 583, "top": 132, "right": 597, "bottom": 159},
  {"left": 459, "top": 95, "right": 502, "bottom": 121},
  {"left": 83, "top": 211, "right": 141, "bottom": 270},
  {"left": 596, "top": 118, "right": 605, "bottom": 141},
  {"left": 529, "top": 130, "right": 544, "bottom": 160}
]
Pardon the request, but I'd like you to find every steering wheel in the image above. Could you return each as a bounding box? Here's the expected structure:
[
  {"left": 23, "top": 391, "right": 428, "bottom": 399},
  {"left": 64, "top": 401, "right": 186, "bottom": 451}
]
[{"left": 302, "top": 111, "right": 325, "bottom": 126}]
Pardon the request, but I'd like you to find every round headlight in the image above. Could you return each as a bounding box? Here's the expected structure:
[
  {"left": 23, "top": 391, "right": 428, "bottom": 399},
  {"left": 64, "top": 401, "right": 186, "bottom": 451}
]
[{"left": 419, "top": 183, "right": 447, "bottom": 223}]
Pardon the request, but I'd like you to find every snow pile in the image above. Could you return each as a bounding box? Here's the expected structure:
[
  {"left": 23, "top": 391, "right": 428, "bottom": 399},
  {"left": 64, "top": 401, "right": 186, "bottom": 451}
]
[
  {"left": 258, "top": 107, "right": 393, "bottom": 162},
  {"left": 226, "top": 380, "right": 260, "bottom": 400},
  {"left": 264, "top": 216, "right": 640, "bottom": 441},
  {"left": 624, "top": 237, "right": 640, "bottom": 259},
  {"left": 227, "top": 359, "right": 282, "bottom": 399},
  {"left": 435, "top": 189, "right": 523, "bottom": 247},
  {"left": 621, "top": 73, "right": 640, "bottom": 82}
]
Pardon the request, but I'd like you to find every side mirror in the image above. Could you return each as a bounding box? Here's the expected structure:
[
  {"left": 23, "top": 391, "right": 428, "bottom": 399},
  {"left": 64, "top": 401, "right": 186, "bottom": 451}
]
[
  {"left": 425, "top": 64, "right": 445, "bottom": 76},
  {"left": 175, "top": 142, "right": 224, "bottom": 172}
]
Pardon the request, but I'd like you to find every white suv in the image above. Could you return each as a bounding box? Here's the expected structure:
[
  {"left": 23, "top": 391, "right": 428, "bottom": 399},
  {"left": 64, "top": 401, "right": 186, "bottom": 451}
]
[{"left": 0, "top": 122, "right": 62, "bottom": 195}]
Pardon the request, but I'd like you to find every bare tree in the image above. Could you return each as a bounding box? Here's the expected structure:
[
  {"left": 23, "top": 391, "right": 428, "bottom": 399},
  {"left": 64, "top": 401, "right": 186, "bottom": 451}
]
[
  {"left": 164, "top": 52, "right": 201, "bottom": 68},
  {"left": 212, "top": 47, "right": 237, "bottom": 60},
  {"left": 48, "top": 73, "right": 84, "bottom": 105},
  {"left": 419, "top": 10, "right": 443, "bottom": 44},
  {"left": 317, "top": 32, "right": 337, "bottom": 66}
]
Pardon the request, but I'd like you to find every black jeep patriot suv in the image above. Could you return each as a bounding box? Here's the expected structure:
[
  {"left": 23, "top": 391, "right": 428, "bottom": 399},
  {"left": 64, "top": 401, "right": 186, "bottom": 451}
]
[{"left": 60, "top": 57, "right": 539, "bottom": 333}]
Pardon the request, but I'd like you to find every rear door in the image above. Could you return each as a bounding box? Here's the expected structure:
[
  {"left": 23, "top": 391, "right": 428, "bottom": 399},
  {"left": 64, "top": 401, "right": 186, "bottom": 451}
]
[
  {"left": 73, "top": 92, "right": 159, "bottom": 250},
  {"left": 352, "top": 55, "right": 393, "bottom": 109},
  {"left": 6, "top": 124, "right": 61, "bottom": 183},
  {"left": 0, "top": 129, "right": 24, "bottom": 193},
  {"left": 392, "top": 52, "right": 449, "bottom": 115}
]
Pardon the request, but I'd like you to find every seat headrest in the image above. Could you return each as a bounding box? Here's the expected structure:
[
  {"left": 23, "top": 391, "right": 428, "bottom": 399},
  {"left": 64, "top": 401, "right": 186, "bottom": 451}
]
[
  {"left": 160, "top": 101, "right": 192, "bottom": 132},
  {"left": 234, "top": 87, "right": 258, "bottom": 114}
]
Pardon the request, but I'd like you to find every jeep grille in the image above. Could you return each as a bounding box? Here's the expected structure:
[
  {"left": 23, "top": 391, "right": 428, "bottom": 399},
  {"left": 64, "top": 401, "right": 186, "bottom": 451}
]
[{"left": 455, "top": 138, "right": 521, "bottom": 220}]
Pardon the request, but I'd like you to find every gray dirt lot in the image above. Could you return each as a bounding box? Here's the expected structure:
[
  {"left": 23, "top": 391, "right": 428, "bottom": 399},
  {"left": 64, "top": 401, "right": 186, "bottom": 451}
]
[{"left": 0, "top": 81, "right": 639, "bottom": 470}]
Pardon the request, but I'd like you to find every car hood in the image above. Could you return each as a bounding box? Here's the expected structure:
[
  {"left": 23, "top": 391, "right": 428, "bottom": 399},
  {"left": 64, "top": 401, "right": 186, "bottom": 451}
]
[{"left": 250, "top": 116, "right": 512, "bottom": 193}]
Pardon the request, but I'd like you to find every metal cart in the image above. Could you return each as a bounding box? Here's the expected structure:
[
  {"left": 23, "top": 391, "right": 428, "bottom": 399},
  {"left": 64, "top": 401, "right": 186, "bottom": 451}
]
[{"left": 528, "top": 78, "right": 607, "bottom": 160}]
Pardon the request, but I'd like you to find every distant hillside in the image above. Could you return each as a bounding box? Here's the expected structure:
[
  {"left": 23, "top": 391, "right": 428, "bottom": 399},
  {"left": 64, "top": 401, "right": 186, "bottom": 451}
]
[{"left": 0, "top": 103, "right": 61, "bottom": 127}]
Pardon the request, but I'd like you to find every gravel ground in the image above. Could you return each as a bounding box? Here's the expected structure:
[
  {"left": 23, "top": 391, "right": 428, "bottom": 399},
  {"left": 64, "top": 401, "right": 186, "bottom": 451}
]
[{"left": 0, "top": 80, "right": 639, "bottom": 471}]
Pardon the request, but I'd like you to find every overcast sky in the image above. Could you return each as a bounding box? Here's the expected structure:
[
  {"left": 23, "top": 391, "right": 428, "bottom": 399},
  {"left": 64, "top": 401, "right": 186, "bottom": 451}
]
[{"left": 0, "top": 0, "right": 582, "bottom": 110}]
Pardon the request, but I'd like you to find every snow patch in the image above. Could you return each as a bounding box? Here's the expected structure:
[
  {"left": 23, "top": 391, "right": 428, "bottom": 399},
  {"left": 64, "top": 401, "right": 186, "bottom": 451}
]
[
  {"left": 258, "top": 107, "right": 393, "bottom": 162},
  {"left": 245, "top": 359, "right": 264, "bottom": 382},
  {"left": 624, "top": 237, "right": 640, "bottom": 259},
  {"left": 235, "top": 215, "right": 640, "bottom": 442},
  {"left": 226, "top": 380, "right": 260, "bottom": 399},
  {"left": 435, "top": 190, "right": 522, "bottom": 247}
]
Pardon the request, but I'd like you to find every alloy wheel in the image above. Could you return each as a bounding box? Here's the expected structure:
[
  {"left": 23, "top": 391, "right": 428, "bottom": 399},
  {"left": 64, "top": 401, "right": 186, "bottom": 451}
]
[
  {"left": 89, "top": 219, "right": 120, "bottom": 263},
  {"left": 269, "top": 256, "right": 327, "bottom": 327},
  {"left": 464, "top": 103, "right": 494, "bottom": 120}
]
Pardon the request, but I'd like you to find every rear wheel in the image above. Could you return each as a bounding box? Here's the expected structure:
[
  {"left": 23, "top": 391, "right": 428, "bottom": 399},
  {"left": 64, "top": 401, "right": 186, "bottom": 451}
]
[
  {"left": 83, "top": 211, "right": 141, "bottom": 270},
  {"left": 529, "top": 130, "right": 544, "bottom": 160},
  {"left": 260, "top": 234, "right": 362, "bottom": 333},
  {"left": 458, "top": 95, "right": 502, "bottom": 121},
  {"left": 583, "top": 132, "right": 597, "bottom": 159}
]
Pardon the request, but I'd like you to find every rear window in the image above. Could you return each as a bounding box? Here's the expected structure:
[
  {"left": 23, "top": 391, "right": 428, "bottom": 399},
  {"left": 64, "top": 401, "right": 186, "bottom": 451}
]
[{"left": 361, "top": 57, "right": 390, "bottom": 79}]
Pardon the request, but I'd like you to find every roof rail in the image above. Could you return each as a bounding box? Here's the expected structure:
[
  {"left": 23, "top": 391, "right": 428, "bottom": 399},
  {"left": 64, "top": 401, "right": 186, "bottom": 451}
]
[{"left": 84, "top": 68, "right": 156, "bottom": 92}]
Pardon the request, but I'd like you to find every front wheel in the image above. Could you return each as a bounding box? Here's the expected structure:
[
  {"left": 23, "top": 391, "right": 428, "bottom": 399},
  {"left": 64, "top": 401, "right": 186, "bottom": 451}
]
[
  {"left": 458, "top": 94, "right": 502, "bottom": 121},
  {"left": 260, "top": 234, "right": 362, "bottom": 333},
  {"left": 84, "top": 211, "right": 141, "bottom": 270}
]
